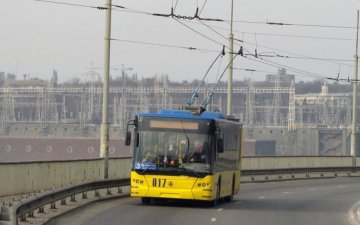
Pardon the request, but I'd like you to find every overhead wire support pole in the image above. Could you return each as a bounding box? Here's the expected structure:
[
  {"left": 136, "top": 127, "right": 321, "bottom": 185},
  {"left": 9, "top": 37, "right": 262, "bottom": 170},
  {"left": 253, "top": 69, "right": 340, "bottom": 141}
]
[
  {"left": 227, "top": 0, "right": 234, "bottom": 117},
  {"left": 351, "top": 10, "right": 359, "bottom": 167},
  {"left": 100, "top": 0, "right": 112, "bottom": 179}
]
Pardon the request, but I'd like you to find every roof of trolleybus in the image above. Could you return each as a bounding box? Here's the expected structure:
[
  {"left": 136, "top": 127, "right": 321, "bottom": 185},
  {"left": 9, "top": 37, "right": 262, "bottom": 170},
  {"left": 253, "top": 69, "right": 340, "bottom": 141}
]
[{"left": 137, "top": 109, "right": 240, "bottom": 125}]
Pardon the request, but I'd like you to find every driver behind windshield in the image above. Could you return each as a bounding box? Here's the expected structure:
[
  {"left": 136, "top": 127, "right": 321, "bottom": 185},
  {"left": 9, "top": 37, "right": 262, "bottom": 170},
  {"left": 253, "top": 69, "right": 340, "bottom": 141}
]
[{"left": 190, "top": 141, "right": 208, "bottom": 163}]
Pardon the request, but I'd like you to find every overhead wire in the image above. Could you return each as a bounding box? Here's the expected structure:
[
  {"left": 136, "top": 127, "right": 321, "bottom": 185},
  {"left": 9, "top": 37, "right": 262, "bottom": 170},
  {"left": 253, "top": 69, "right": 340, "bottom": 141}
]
[
  {"left": 195, "top": 20, "right": 253, "bottom": 56},
  {"left": 173, "top": 18, "right": 225, "bottom": 47},
  {"left": 110, "top": 38, "right": 219, "bottom": 53},
  {"left": 200, "top": 21, "right": 355, "bottom": 41},
  {"left": 230, "top": 19, "right": 357, "bottom": 29},
  {"left": 199, "top": 0, "right": 208, "bottom": 16},
  {"left": 173, "top": 0, "right": 179, "bottom": 11},
  {"left": 243, "top": 57, "right": 327, "bottom": 80},
  {"left": 176, "top": 19, "right": 344, "bottom": 82},
  {"left": 35, "top": 0, "right": 358, "bottom": 30},
  {"left": 264, "top": 55, "right": 353, "bottom": 62},
  {"left": 234, "top": 38, "right": 354, "bottom": 67},
  {"left": 241, "top": 55, "right": 355, "bottom": 83},
  {"left": 233, "top": 68, "right": 275, "bottom": 74},
  {"left": 240, "top": 31, "right": 354, "bottom": 41},
  {"left": 34, "top": 0, "right": 355, "bottom": 82},
  {"left": 184, "top": 20, "right": 355, "bottom": 66},
  {"left": 202, "top": 49, "right": 242, "bottom": 108},
  {"left": 187, "top": 46, "right": 225, "bottom": 106},
  {"left": 34, "top": 0, "right": 107, "bottom": 9},
  {"left": 111, "top": 5, "right": 153, "bottom": 16},
  {"left": 188, "top": 19, "right": 354, "bottom": 68}
]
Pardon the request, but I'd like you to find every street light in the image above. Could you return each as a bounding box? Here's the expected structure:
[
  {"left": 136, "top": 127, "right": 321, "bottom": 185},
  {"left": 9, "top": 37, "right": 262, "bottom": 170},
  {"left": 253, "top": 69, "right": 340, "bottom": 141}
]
[{"left": 100, "top": 0, "right": 112, "bottom": 179}]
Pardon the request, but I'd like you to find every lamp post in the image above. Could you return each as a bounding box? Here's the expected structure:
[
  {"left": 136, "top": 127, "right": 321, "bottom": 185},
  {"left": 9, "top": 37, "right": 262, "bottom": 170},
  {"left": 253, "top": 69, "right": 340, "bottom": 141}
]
[
  {"left": 100, "top": 0, "right": 112, "bottom": 179},
  {"left": 351, "top": 10, "right": 359, "bottom": 167},
  {"left": 227, "top": 0, "right": 234, "bottom": 117}
]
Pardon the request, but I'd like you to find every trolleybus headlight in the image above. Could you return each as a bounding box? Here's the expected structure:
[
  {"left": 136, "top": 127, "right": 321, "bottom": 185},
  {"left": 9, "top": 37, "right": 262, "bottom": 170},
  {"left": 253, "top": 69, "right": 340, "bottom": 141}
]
[
  {"left": 133, "top": 179, "right": 144, "bottom": 185},
  {"left": 197, "top": 182, "right": 210, "bottom": 187}
]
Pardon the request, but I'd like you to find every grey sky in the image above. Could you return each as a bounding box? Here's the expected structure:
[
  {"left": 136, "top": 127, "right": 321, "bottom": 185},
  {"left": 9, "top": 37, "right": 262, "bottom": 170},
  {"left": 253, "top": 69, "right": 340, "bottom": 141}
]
[{"left": 0, "top": 0, "right": 359, "bottom": 83}]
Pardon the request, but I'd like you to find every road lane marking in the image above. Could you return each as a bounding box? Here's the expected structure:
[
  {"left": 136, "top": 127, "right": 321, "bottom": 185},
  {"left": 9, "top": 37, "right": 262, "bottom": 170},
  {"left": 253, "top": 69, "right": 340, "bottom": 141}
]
[
  {"left": 217, "top": 208, "right": 223, "bottom": 212},
  {"left": 258, "top": 196, "right": 266, "bottom": 199},
  {"left": 337, "top": 185, "right": 345, "bottom": 188},
  {"left": 234, "top": 201, "right": 243, "bottom": 205},
  {"left": 211, "top": 218, "right": 217, "bottom": 222},
  {"left": 282, "top": 191, "right": 290, "bottom": 194}
]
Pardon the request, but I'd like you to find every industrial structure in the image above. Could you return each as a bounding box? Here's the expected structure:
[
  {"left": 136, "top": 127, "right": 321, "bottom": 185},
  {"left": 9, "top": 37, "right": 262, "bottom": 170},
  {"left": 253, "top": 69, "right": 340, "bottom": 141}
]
[{"left": 0, "top": 69, "right": 356, "bottom": 156}]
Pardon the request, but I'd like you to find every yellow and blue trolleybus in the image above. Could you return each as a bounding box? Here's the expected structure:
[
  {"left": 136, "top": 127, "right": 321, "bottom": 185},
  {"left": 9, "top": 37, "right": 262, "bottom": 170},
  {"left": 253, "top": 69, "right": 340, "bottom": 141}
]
[{"left": 125, "top": 107, "right": 242, "bottom": 205}]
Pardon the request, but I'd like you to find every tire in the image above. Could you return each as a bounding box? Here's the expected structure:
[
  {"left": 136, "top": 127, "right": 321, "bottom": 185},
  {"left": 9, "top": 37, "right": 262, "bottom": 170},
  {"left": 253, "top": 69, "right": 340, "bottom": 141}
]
[
  {"left": 211, "top": 179, "right": 221, "bottom": 207},
  {"left": 224, "top": 176, "right": 235, "bottom": 202},
  {"left": 141, "top": 197, "right": 151, "bottom": 204}
]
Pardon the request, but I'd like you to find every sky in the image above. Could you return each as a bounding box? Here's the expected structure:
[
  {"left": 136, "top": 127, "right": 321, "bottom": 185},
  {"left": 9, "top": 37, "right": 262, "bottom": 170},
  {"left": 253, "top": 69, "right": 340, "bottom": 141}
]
[{"left": 0, "top": 0, "right": 359, "bottom": 83}]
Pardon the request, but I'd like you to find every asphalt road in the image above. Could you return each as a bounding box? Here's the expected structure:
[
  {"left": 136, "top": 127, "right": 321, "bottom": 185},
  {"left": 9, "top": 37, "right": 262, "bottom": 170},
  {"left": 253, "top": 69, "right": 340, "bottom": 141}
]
[{"left": 46, "top": 177, "right": 360, "bottom": 225}]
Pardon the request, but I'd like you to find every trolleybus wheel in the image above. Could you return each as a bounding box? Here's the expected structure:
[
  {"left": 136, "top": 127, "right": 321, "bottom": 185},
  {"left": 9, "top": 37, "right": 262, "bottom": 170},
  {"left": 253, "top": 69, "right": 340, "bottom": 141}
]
[
  {"left": 224, "top": 176, "right": 235, "bottom": 202},
  {"left": 211, "top": 178, "right": 221, "bottom": 207}
]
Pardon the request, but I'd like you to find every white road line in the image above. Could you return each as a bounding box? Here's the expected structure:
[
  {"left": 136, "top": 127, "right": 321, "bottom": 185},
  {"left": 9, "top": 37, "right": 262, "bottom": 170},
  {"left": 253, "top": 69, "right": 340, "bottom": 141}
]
[
  {"left": 234, "top": 201, "right": 243, "bottom": 205},
  {"left": 217, "top": 208, "right": 223, "bottom": 212},
  {"left": 211, "top": 218, "right": 217, "bottom": 222},
  {"left": 258, "top": 196, "right": 266, "bottom": 199},
  {"left": 282, "top": 191, "right": 290, "bottom": 194},
  {"left": 337, "top": 185, "right": 345, "bottom": 188}
]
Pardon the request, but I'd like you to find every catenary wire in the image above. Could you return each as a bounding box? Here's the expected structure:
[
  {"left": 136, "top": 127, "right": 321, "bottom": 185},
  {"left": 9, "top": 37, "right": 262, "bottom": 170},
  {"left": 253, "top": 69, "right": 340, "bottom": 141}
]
[
  {"left": 230, "top": 19, "right": 357, "bottom": 29},
  {"left": 110, "top": 38, "right": 219, "bottom": 53}
]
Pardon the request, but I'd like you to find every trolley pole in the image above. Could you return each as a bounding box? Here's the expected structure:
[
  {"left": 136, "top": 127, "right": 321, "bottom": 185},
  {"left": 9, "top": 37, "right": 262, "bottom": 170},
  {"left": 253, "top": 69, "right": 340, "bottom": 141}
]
[
  {"left": 351, "top": 10, "right": 359, "bottom": 167},
  {"left": 227, "top": 0, "right": 234, "bottom": 117},
  {"left": 100, "top": 0, "right": 112, "bottom": 179}
]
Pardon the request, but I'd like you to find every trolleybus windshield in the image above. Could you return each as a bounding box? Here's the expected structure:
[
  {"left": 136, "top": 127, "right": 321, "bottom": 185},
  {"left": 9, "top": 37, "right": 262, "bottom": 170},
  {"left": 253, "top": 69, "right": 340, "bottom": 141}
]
[{"left": 133, "top": 117, "right": 214, "bottom": 175}]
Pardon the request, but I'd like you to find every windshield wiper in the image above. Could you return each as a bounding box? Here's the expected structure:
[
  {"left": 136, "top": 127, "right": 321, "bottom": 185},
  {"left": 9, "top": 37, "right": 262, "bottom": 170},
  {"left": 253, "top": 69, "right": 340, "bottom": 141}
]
[
  {"left": 177, "top": 167, "right": 202, "bottom": 178},
  {"left": 180, "top": 120, "right": 191, "bottom": 163},
  {"left": 138, "top": 168, "right": 149, "bottom": 175}
]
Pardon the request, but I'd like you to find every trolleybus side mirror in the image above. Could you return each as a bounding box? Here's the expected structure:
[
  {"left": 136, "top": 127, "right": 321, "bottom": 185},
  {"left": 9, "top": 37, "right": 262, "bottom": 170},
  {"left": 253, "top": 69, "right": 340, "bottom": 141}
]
[
  {"left": 125, "top": 131, "right": 131, "bottom": 146},
  {"left": 217, "top": 138, "right": 224, "bottom": 153},
  {"left": 125, "top": 119, "right": 138, "bottom": 146}
]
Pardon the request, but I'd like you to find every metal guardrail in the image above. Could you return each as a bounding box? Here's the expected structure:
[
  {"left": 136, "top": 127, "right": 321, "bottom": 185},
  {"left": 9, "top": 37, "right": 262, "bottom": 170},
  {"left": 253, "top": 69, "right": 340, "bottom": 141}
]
[
  {"left": 1, "top": 166, "right": 360, "bottom": 225},
  {"left": 0, "top": 178, "right": 130, "bottom": 225}
]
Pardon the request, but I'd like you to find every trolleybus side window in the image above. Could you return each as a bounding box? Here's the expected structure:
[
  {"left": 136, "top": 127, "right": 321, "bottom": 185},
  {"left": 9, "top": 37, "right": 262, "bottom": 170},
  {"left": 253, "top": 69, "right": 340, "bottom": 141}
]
[{"left": 214, "top": 122, "right": 239, "bottom": 172}]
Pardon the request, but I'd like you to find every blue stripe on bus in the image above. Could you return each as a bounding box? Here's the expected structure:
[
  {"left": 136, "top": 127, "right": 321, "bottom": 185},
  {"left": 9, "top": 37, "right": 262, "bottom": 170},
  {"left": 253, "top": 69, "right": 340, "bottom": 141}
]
[{"left": 137, "top": 110, "right": 225, "bottom": 119}]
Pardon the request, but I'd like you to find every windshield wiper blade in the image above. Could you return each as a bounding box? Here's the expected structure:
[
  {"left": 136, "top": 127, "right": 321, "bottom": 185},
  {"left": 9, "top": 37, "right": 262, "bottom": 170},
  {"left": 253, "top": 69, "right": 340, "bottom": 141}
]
[{"left": 178, "top": 167, "right": 201, "bottom": 178}]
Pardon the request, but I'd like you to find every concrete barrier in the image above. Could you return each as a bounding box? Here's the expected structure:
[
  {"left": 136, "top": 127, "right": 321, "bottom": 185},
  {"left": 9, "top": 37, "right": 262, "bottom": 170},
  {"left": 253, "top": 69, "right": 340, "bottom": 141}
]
[
  {"left": 241, "top": 156, "right": 360, "bottom": 170},
  {"left": 0, "top": 158, "right": 131, "bottom": 197},
  {"left": 0, "top": 156, "right": 359, "bottom": 197}
]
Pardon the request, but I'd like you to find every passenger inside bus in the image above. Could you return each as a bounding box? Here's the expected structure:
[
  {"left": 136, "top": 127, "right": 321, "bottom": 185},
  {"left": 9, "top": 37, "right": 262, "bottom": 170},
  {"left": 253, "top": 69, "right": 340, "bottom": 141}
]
[
  {"left": 178, "top": 141, "right": 187, "bottom": 164},
  {"left": 142, "top": 144, "right": 163, "bottom": 164},
  {"left": 190, "top": 141, "right": 208, "bottom": 163},
  {"left": 142, "top": 152, "right": 159, "bottom": 164},
  {"left": 155, "top": 144, "right": 166, "bottom": 166}
]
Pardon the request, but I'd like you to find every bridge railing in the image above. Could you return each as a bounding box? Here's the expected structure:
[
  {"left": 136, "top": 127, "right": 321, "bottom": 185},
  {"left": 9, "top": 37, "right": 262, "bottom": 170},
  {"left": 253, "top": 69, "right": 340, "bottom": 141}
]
[
  {"left": 1, "top": 156, "right": 360, "bottom": 225},
  {"left": 1, "top": 156, "right": 359, "bottom": 197},
  {"left": 0, "top": 157, "right": 131, "bottom": 197},
  {"left": 242, "top": 156, "right": 360, "bottom": 170}
]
